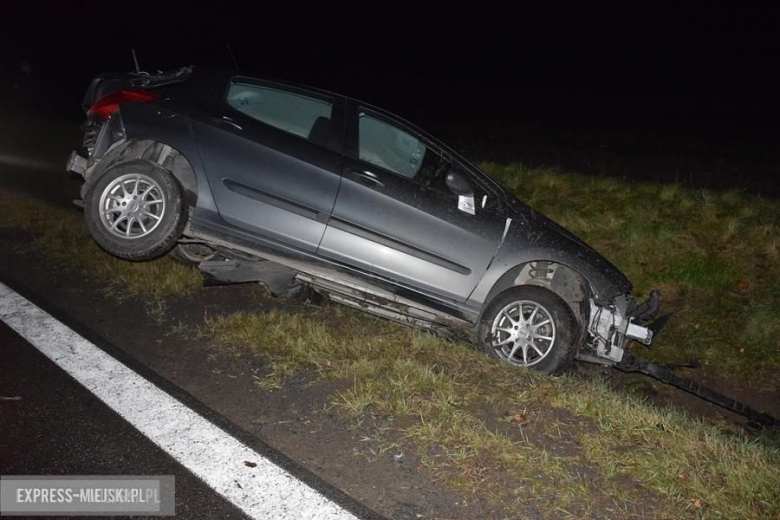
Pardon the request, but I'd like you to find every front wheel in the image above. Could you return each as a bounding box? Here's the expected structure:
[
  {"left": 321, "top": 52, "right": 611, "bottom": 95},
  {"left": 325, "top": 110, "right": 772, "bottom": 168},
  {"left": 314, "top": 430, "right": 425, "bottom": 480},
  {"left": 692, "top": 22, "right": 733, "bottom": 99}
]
[
  {"left": 477, "top": 286, "right": 579, "bottom": 375},
  {"left": 84, "top": 160, "right": 187, "bottom": 261}
]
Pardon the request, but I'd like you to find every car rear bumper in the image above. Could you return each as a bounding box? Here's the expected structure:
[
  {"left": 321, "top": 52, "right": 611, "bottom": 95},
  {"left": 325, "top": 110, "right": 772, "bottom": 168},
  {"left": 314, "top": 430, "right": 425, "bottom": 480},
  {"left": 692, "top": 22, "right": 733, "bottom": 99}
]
[
  {"left": 66, "top": 112, "right": 127, "bottom": 181},
  {"left": 66, "top": 150, "right": 87, "bottom": 177}
]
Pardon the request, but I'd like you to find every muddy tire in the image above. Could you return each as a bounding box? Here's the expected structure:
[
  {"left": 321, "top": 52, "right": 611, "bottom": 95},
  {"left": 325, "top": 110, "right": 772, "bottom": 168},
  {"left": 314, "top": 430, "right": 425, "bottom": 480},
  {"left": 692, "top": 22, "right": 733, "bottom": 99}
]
[
  {"left": 477, "top": 285, "right": 578, "bottom": 375},
  {"left": 84, "top": 160, "right": 187, "bottom": 261}
]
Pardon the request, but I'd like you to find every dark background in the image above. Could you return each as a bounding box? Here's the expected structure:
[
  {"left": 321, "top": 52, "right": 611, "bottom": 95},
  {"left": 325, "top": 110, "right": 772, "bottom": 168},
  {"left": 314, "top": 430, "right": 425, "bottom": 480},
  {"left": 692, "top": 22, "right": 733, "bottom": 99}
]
[{"left": 1, "top": 1, "right": 778, "bottom": 192}]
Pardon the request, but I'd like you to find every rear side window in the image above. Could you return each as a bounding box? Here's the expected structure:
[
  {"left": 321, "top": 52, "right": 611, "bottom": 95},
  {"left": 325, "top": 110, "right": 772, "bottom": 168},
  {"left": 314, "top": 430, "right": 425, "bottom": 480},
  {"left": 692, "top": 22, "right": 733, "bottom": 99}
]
[
  {"left": 227, "top": 83, "right": 333, "bottom": 146},
  {"left": 358, "top": 113, "right": 427, "bottom": 179}
]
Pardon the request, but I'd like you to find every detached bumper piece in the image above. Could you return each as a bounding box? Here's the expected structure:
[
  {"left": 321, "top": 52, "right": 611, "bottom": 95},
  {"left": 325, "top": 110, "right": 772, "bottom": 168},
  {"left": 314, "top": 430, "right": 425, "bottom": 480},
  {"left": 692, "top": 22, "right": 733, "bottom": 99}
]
[
  {"left": 627, "top": 290, "right": 673, "bottom": 347},
  {"left": 199, "top": 258, "right": 299, "bottom": 296},
  {"left": 627, "top": 290, "right": 661, "bottom": 322},
  {"left": 617, "top": 352, "right": 779, "bottom": 428}
]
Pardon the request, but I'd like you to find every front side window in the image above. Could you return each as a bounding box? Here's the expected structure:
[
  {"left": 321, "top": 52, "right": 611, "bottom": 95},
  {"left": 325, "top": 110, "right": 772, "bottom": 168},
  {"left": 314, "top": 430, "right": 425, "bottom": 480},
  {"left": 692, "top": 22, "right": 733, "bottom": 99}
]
[
  {"left": 227, "top": 83, "right": 333, "bottom": 146},
  {"left": 358, "top": 112, "right": 451, "bottom": 187},
  {"left": 358, "top": 113, "right": 428, "bottom": 179}
]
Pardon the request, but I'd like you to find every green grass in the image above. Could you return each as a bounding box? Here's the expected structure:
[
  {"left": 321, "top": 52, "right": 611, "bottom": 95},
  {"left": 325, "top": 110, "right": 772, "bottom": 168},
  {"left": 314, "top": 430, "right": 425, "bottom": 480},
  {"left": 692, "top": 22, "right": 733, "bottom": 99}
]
[
  {"left": 205, "top": 305, "right": 780, "bottom": 519},
  {"left": 0, "top": 190, "right": 202, "bottom": 301}
]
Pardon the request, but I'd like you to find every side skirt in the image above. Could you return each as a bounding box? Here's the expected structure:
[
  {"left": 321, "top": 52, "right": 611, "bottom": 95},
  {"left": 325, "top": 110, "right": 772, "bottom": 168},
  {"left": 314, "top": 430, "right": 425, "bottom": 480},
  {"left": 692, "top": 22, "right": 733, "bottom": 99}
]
[{"left": 296, "top": 273, "right": 474, "bottom": 339}]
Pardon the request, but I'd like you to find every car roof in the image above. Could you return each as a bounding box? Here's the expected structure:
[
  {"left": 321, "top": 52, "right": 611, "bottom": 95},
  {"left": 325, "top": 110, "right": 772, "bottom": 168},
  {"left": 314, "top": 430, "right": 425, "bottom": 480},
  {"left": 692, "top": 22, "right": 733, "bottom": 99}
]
[
  {"left": 193, "top": 67, "right": 500, "bottom": 191},
  {"left": 197, "top": 67, "right": 439, "bottom": 142}
]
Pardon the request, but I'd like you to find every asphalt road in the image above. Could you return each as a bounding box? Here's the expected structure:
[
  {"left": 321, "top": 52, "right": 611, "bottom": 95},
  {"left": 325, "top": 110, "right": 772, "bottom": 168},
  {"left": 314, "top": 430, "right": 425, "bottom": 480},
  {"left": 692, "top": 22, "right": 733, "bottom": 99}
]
[{"left": 0, "top": 319, "right": 249, "bottom": 519}]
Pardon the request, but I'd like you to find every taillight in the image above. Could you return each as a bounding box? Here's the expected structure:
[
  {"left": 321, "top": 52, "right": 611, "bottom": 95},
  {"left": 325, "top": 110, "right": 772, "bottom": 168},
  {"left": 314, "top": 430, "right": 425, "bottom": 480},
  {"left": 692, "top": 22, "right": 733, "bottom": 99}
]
[{"left": 87, "top": 89, "right": 160, "bottom": 119}]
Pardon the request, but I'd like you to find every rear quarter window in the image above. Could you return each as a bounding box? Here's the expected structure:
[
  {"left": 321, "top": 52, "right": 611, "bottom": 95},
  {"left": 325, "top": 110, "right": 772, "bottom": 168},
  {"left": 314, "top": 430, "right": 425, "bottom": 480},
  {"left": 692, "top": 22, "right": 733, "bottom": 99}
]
[{"left": 227, "top": 83, "right": 333, "bottom": 145}]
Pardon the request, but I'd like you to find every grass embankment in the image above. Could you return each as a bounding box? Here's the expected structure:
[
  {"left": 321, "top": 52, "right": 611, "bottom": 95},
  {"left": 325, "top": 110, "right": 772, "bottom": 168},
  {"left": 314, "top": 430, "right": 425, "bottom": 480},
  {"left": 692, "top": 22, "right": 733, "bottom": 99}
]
[
  {"left": 0, "top": 190, "right": 201, "bottom": 300},
  {"left": 207, "top": 306, "right": 780, "bottom": 519},
  {"left": 2, "top": 165, "right": 779, "bottom": 518}
]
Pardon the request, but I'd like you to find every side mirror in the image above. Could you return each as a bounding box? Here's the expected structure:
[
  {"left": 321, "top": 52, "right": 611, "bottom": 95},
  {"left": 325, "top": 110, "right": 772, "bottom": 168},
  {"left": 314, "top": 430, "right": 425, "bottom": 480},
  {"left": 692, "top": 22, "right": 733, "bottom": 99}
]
[
  {"left": 445, "top": 168, "right": 476, "bottom": 215},
  {"left": 445, "top": 168, "right": 473, "bottom": 196}
]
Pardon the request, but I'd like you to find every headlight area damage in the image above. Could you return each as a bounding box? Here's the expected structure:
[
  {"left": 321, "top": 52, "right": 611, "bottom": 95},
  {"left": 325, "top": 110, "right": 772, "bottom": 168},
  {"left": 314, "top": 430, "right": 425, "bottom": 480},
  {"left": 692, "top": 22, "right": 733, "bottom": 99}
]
[
  {"left": 66, "top": 65, "right": 777, "bottom": 428},
  {"left": 584, "top": 292, "right": 659, "bottom": 364},
  {"left": 587, "top": 292, "right": 777, "bottom": 428}
]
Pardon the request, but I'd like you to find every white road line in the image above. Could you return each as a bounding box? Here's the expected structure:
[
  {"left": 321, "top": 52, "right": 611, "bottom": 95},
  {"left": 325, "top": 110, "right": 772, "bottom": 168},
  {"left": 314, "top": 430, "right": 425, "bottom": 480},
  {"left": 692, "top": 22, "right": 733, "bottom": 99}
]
[{"left": 0, "top": 282, "right": 359, "bottom": 520}]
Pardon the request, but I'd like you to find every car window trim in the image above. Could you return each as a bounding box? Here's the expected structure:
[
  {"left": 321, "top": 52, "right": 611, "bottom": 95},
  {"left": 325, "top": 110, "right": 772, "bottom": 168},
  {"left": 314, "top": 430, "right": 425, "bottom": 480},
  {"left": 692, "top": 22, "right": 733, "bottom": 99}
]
[
  {"left": 355, "top": 103, "right": 506, "bottom": 211},
  {"left": 346, "top": 101, "right": 503, "bottom": 209},
  {"left": 229, "top": 75, "right": 336, "bottom": 105}
]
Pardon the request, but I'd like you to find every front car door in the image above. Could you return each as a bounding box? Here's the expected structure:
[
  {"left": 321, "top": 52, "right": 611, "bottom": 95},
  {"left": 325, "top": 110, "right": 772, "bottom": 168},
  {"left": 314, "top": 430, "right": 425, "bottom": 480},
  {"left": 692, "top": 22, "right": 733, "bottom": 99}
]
[
  {"left": 191, "top": 76, "right": 345, "bottom": 252},
  {"left": 317, "top": 101, "right": 507, "bottom": 301}
]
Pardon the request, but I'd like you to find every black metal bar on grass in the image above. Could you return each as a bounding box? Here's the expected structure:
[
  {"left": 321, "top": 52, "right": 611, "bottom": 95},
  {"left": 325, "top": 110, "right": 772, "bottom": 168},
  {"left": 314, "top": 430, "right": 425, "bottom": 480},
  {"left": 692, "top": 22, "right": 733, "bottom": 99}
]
[{"left": 616, "top": 352, "right": 779, "bottom": 428}]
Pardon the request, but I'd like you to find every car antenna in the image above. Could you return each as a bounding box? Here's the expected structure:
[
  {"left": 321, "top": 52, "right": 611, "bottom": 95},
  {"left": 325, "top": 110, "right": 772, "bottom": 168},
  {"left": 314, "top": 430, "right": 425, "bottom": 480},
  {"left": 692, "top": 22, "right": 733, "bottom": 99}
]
[
  {"left": 131, "top": 48, "right": 142, "bottom": 74},
  {"left": 226, "top": 43, "right": 240, "bottom": 71}
]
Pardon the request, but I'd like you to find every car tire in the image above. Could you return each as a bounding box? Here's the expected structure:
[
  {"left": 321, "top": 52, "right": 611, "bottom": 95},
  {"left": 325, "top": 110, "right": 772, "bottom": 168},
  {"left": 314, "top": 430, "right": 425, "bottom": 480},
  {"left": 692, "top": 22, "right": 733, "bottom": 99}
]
[
  {"left": 477, "top": 285, "right": 578, "bottom": 375},
  {"left": 84, "top": 160, "right": 187, "bottom": 261}
]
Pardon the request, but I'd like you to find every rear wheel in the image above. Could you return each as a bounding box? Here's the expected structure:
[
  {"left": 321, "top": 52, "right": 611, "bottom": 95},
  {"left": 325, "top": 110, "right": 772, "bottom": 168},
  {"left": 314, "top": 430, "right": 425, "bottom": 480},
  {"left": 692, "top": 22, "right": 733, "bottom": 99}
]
[
  {"left": 84, "top": 160, "right": 187, "bottom": 261},
  {"left": 477, "top": 286, "right": 578, "bottom": 374}
]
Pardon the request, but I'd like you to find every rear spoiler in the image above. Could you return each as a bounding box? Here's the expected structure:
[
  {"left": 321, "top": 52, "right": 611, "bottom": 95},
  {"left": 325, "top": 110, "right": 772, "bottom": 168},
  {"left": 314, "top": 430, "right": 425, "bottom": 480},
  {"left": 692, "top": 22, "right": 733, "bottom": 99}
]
[{"left": 81, "top": 66, "right": 193, "bottom": 113}]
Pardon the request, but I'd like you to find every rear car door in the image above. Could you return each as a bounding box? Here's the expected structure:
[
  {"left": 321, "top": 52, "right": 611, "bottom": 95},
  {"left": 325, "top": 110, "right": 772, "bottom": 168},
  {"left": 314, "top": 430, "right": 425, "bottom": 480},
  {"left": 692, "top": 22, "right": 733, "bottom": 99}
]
[
  {"left": 190, "top": 77, "right": 345, "bottom": 252},
  {"left": 317, "top": 101, "right": 507, "bottom": 301}
]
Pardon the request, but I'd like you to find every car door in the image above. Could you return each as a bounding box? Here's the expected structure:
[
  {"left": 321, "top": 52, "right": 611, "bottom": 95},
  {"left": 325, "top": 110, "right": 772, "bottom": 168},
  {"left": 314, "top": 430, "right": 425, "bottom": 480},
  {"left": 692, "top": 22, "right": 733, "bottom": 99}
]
[
  {"left": 317, "top": 101, "right": 507, "bottom": 301},
  {"left": 190, "top": 76, "right": 345, "bottom": 252}
]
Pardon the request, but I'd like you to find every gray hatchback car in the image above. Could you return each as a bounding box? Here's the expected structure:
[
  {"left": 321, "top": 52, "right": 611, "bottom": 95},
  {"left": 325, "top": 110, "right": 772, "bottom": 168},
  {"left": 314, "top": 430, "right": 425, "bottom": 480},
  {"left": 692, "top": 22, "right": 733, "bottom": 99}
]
[{"left": 67, "top": 66, "right": 661, "bottom": 374}]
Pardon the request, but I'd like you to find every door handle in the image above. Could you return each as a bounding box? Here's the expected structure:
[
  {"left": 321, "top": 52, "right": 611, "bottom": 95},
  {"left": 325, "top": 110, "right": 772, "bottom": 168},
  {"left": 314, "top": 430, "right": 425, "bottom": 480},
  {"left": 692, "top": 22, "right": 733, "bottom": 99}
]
[
  {"left": 351, "top": 169, "right": 383, "bottom": 187},
  {"left": 212, "top": 115, "right": 243, "bottom": 131}
]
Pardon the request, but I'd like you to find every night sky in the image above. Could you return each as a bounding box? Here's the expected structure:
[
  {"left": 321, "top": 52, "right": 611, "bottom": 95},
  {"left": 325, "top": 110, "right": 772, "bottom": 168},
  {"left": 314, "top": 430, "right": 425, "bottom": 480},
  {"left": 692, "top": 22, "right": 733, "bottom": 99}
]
[{"left": 2, "top": 2, "right": 778, "bottom": 143}]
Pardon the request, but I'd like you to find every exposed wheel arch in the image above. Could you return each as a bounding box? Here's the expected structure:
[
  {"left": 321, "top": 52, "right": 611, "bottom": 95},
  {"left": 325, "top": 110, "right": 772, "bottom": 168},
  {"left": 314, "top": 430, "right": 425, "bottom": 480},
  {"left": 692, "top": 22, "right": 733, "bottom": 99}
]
[
  {"left": 83, "top": 138, "right": 198, "bottom": 211},
  {"left": 481, "top": 261, "right": 592, "bottom": 333},
  {"left": 477, "top": 285, "right": 579, "bottom": 374}
]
